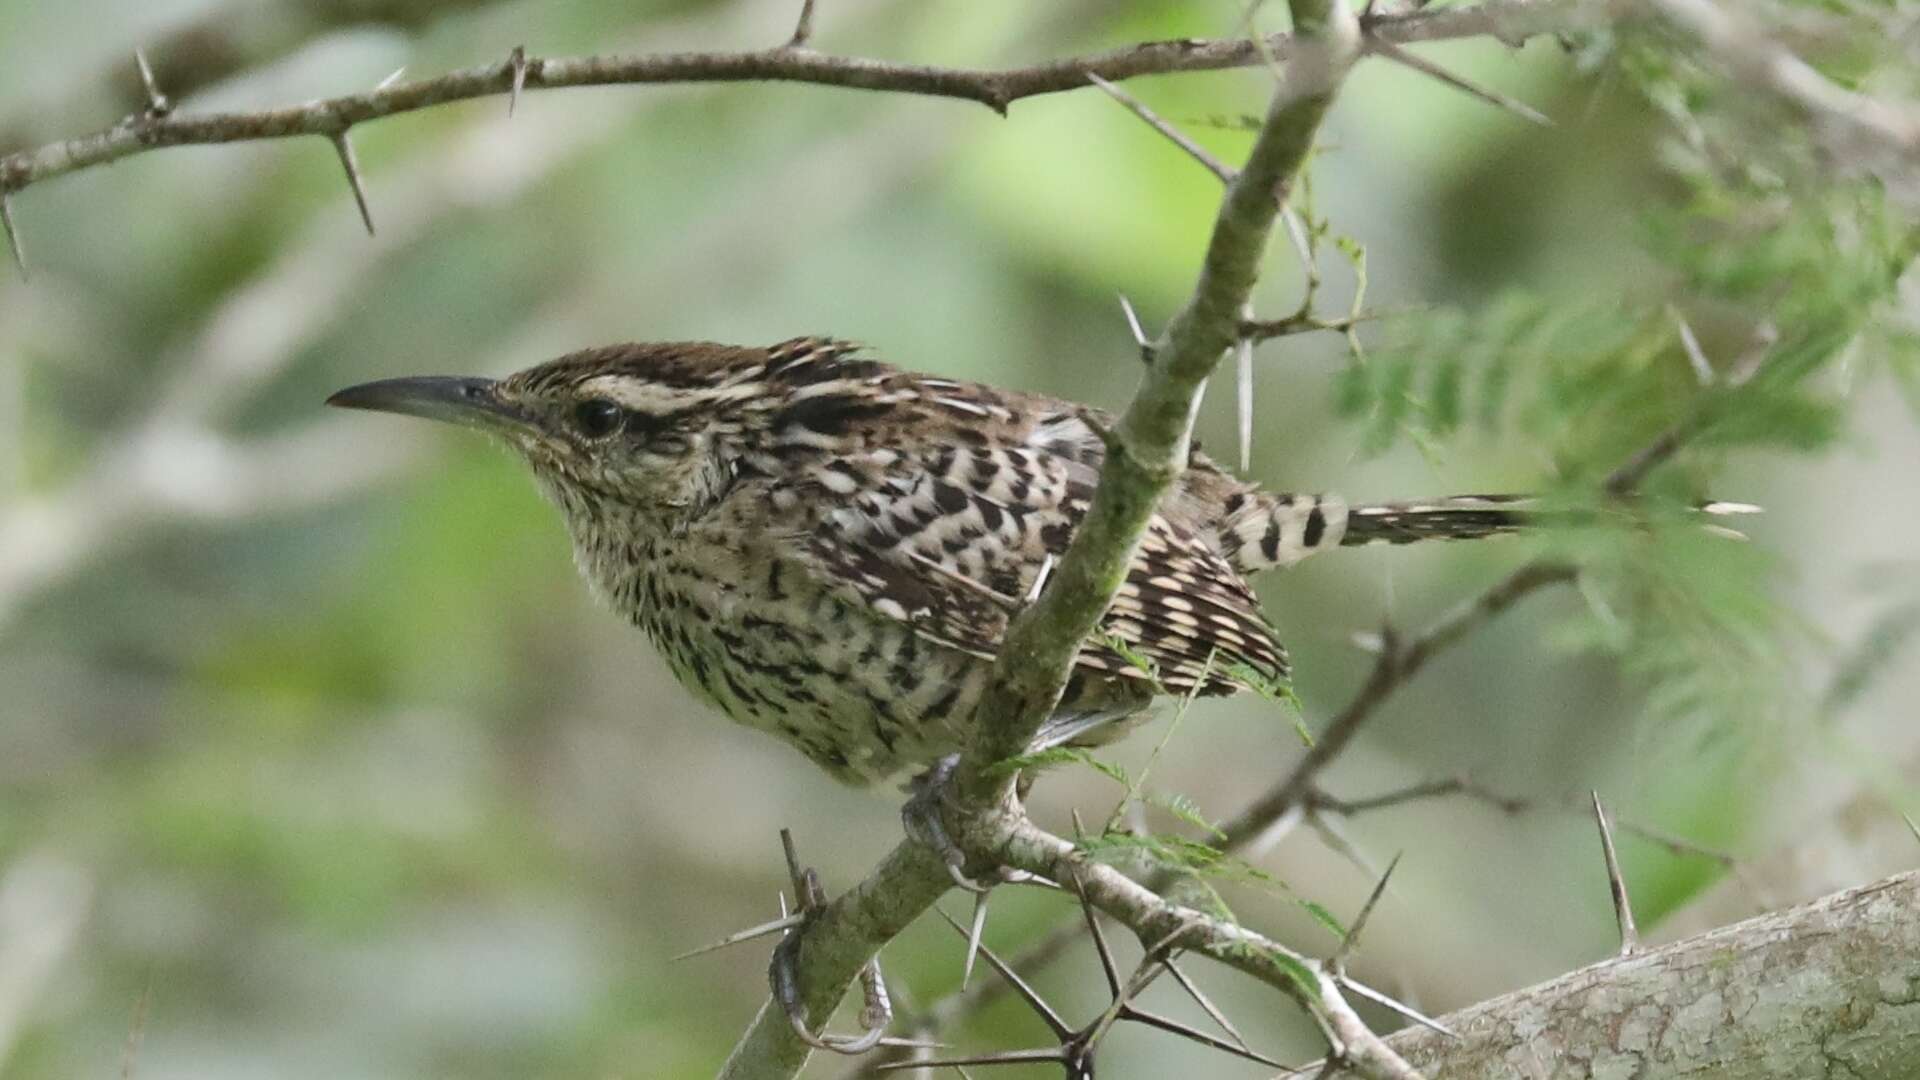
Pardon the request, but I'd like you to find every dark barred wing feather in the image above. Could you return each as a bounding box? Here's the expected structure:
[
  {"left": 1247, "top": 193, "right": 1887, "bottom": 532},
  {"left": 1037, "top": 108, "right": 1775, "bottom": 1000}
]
[{"left": 789, "top": 408, "right": 1288, "bottom": 695}]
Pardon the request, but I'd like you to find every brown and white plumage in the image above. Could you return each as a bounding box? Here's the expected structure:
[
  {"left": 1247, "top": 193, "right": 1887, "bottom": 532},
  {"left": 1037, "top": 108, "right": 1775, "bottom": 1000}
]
[{"left": 331, "top": 336, "right": 1542, "bottom": 784}]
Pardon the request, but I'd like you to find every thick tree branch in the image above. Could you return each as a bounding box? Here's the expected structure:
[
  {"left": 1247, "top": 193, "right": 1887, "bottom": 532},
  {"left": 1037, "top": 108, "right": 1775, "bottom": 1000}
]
[
  {"left": 1324, "top": 869, "right": 1920, "bottom": 1078},
  {"left": 0, "top": 1, "right": 1575, "bottom": 201}
]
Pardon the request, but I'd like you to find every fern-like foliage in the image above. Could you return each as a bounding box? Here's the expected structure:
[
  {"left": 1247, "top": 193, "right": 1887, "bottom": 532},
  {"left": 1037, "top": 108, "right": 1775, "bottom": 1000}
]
[{"left": 1331, "top": 21, "right": 1916, "bottom": 758}]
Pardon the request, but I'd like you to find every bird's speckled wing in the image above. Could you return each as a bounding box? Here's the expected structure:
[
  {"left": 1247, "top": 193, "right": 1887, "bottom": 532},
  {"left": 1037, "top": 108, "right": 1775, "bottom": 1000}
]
[{"left": 773, "top": 371, "right": 1289, "bottom": 694}]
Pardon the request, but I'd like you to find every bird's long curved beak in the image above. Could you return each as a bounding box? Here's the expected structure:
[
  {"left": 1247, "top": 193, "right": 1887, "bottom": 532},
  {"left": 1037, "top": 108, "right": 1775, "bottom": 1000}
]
[{"left": 325, "top": 376, "right": 528, "bottom": 433}]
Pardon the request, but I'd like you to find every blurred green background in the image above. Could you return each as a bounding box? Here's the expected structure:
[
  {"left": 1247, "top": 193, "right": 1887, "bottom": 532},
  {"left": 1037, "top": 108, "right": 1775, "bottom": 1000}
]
[{"left": 2, "top": 1, "right": 1918, "bottom": 1077}]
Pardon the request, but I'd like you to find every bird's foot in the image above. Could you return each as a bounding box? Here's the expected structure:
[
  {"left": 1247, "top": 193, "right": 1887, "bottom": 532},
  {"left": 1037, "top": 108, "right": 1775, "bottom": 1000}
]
[
  {"left": 768, "top": 828, "right": 933, "bottom": 1056},
  {"left": 901, "top": 755, "right": 988, "bottom": 890},
  {"left": 771, "top": 930, "right": 897, "bottom": 1055},
  {"left": 901, "top": 756, "right": 1059, "bottom": 987},
  {"left": 900, "top": 756, "right": 1055, "bottom": 893}
]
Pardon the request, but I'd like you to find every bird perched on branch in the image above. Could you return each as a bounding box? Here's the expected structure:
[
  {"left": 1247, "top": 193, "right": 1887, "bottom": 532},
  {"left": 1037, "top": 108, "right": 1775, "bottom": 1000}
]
[{"left": 330, "top": 336, "right": 1556, "bottom": 784}]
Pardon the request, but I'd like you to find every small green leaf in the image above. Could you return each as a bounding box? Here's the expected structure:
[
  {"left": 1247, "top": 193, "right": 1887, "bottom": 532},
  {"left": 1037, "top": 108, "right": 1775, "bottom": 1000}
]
[
  {"left": 989, "top": 747, "right": 1131, "bottom": 786},
  {"left": 1300, "top": 900, "right": 1347, "bottom": 942},
  {"left": 1267, "top": 950, "right": 1323, "bottom": 1004},
  {"left": 1151, "top": 791, "right": 1225, "bottom": 840}
]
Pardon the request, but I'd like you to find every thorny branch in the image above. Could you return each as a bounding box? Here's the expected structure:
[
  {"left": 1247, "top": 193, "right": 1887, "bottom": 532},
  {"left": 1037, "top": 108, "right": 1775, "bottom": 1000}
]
[
  {"left": 0, "top": 1, "right": 1577, "bottom": 208},
  {"left": 723, "top": 0, "right": 1432, "bottom": 1075},
  {"left": 736, "top": 11, "right": 1862, "bottom": 1051},
  {"left": 853, "top": 560, "right": 1576, "bottom": 1066},
  {"left": 12, "top": 0, "right": 1909, "bottom": 1075},
  {"left": 988, "top": 814, "right": 1426, "bottom": 1080},
  {"left": 1214, "top": 561, "right": 1578, "bottom": 852},
  {"left": 958, "top": 0, "right": 1363, "bottom": 795},
  {"left": 855, "top": 296, "right": 1781, "bottom": 1063},
  {"left": 0, "top": 0, "right": 499, "bottom": 158},
  {"left": 0, "top": 0, "right": 967, "bottom": 633}
]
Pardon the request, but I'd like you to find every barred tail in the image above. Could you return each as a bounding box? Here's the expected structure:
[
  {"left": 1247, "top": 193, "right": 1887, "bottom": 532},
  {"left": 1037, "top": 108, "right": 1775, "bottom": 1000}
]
[
  {"left": 1342, "top": 494, "right": 1535, "bottom": 547},
  {"left": 1220, "top": 491, "right": 1758, "bottom": 573}
]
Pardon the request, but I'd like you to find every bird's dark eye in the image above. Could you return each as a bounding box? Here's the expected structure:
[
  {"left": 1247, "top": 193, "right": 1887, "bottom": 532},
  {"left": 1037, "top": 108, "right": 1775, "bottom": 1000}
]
[{"left": 572, "top": 399, "right": 624, "bottom": 438}]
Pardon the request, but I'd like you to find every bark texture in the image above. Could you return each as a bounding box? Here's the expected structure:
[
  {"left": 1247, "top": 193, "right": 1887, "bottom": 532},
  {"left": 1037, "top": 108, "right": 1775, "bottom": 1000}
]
[{"left": 1329, "top": 870, "right": 1920, "bottom": 1079}]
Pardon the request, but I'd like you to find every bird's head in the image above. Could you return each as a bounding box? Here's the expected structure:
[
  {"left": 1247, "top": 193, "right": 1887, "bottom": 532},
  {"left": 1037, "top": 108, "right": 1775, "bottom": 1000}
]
[{"left": 327, "top": 341, "right": 797, "bottom": 532}]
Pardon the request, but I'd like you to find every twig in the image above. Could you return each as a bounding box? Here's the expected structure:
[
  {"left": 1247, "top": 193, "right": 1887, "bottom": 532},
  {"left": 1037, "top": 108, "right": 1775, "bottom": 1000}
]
[
  {"left": 991, "top": 815, "right": 1416, "bottom": 1078},
  {"left": 1334, "top": 853, "right": 1401, "bottom": 969},
  {"left": 1336, "top": 975, "right": 1458, "bottom": 1039},
  {"left": 1307, "top": 775, "right": 1530, "bottom": 817},
  {"left": 0, "top": 0, "right": 496, "bottom": 155},
  {"left": 1313, "top": 776, "right": 1758, "bottom": 902},
  {"left": 1311, "top": 964, "right": 1424, "bottom": 1080},
  {"left": 1086, "top": 74, "right": 1236, "bottom": 183},
  {"left": 1117, "top": 294, "right": 1155, "bottom": 364},
  {"left": 0, "top": 193, "right": 23, "bottom": 281},
  {"left": 133, "top": 49, "right": 171, "bottom": 118},
  {"left": 718, "top": 840, "right": 958, "bottom": 1079},
  {"left": 1591, "top": 792, "right": 1640, "bottom": 957},
  {"left": 1164, "top": 960, "right": 1254, "bottom": 1052},
  {"left": 1363, "top": 37, "right": 1551, "bottom": 127},
  {"left": 893, "top": 887, "right": 1288, "bottom": 1073},
  {"left": 960, "top": 891, "right": 989, "bottom": 990},
  {"left": 1605, "top": 427, "right": 1689, "bottom": 497},
  {"left": 883, "top": 899, "right": 1290, "bottom": 1068},
  {"left": 1668, "top": 306, "right": 1714, "bottom": 385},
  {"left": 1310, "top": 777, "right": 1753, "bottom": 909},
  {"left": 329, "top": 131, "right": 376, "bottom": 237},
  {"left": 1311, "top": 808, "right": 1388, "bottom": 883},
  {"left": 507, "top": 47, "right": 530, "bottom": 117},
  {"left": 786, "top": 0, "right": 820, "bottom": 49},
  {"left": 1214, "top": 560, "right": 1576, "bottom": 852},
  {"left": 1240, "top": 307, "right": 1386, "bottom": 341},
  {"left": 673, "top": 911, "right": 808, "bottom": 961},
  {"left": 1312, "top": 777, "right": 1763, "bottom": 907},
  {"left": 0, "top": 0, "right": 1577, "bottom": 198}
]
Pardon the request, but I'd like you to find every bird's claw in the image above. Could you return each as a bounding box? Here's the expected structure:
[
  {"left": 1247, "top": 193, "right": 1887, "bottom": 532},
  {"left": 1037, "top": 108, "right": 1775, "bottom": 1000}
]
[
  {"left": 769, "top": 828, "right": 925, "bottom": 1057},
  {"left": 773, "top": 931, "right": 893, "bottom": 1054},
  {"left": 902, "top": 754, "right": 988, "bottom": 888}
]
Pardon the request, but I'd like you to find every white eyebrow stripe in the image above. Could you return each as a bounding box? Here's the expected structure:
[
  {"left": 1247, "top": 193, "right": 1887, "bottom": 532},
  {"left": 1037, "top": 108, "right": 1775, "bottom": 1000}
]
[
  {"left": 579, "top": 374, "right": 762, "bottom": 412},
  {"left": 578, "top": 375, "right": 678, "bottom": 413}
]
